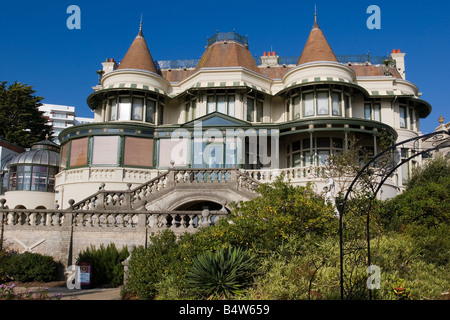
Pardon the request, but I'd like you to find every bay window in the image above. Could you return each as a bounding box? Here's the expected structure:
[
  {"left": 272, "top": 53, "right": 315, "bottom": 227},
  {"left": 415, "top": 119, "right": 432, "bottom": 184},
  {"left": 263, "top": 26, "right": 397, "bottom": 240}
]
[
  {"left": 290, "top": 89, "right": 347, "bottom": 120},
  {"left": 105, "top": 93, "right": 163, "bottom": 124}
]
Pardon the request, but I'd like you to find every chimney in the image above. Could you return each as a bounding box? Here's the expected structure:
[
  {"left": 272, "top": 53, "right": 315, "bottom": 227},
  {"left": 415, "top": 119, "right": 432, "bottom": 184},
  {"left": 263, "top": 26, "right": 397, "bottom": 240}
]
[
  {"left": 260, "top": 50, "right": 279, "bottom": 67},
  {"left": 102, "top": 58, "right": 118, "bottom": 75},
  {"left": 390, "top": 49, "right": 406, "bottom": 79}
]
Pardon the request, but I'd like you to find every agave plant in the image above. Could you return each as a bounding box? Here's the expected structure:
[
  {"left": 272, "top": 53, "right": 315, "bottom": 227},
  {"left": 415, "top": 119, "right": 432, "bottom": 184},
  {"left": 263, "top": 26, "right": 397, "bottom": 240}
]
[{"left": 184, "top": 247, "right": 257, "bottom": 299}]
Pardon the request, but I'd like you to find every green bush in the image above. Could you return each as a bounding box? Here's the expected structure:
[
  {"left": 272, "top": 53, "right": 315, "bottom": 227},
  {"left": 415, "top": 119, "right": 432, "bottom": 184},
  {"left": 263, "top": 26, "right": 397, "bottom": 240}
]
[
  {"left": 185, "top": 247, "right": 257, "bottom": 299},
  {"left": 379, "top": 157, "right": 450, "bottom": 230},
  {"left": 126, "top": 230, "right": 185, "bottom": 300},
  {"left": 1, "top": 252, "right": 57, "bottom": 282},
  {"left": 77, "top": 243, "right": 129, "bottom": 288}
]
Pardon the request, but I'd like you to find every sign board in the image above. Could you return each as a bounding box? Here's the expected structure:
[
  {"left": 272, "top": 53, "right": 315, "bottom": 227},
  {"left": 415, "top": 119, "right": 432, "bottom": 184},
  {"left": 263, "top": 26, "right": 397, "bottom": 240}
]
[{"left": 76, "top": 262, "right": 91, "bottom": 289}]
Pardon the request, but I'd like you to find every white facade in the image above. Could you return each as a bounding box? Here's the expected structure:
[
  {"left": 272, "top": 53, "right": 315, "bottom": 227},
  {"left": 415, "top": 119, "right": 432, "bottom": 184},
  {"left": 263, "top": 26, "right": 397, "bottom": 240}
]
[{"left": 2, "top": 24, "right": 433, "bottom": 211}]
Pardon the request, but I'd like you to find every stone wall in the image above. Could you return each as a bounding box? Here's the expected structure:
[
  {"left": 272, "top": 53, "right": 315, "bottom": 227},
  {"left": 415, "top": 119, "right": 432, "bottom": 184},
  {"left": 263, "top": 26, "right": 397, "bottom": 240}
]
[{"left": 0, "top": 208, "right": 227, "bottom": 280}]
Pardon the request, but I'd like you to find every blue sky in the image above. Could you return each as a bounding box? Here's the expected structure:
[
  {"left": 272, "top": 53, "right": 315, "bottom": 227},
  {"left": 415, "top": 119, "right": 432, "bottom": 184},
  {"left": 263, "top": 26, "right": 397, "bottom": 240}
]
[{"left": 0, "top": 0, "right": 448, "bottom": 134}]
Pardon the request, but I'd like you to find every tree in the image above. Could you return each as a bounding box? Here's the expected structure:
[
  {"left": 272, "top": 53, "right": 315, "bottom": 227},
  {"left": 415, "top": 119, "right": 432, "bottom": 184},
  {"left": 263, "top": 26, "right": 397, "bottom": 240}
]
[{"left": 0, "top": 81, "right": 52, "bottom": 148}]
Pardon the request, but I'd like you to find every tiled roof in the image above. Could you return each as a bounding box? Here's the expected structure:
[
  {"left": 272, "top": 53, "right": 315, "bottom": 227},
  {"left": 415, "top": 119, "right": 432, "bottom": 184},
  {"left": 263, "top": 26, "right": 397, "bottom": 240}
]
[
  {"left": 349, "top": 64, "right": 403, "bottom": 79},
  {"left": 194, "top": 41, "right": 260, "bottom": 74},
  {"left": 117, "top": 24, "right": 159, "bottom": 74},
  {"left": 258, "top": 66, "right": 292, "bottom": 80},
  {"left": 297, "top": 19, "right": 338, "bottom": 65}
]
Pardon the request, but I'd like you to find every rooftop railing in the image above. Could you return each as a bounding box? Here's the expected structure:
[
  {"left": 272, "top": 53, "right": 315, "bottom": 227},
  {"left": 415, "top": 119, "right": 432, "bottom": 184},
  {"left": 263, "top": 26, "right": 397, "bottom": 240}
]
[
  {"left": 207, "top": 31, "right": 249, "bottom": 47},
  {"left": 155, "top": 53, "right": 389, "bottom": 70}
]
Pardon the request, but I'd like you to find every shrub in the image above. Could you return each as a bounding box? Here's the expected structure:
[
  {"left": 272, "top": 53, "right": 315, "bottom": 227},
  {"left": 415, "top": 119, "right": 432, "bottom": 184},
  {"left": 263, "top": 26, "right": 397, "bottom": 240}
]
[
  {"left": 126, "top": 230, "right": 185, "bottom": 300},
  {"left": 379, "top": 157, "right": 450, "bottom": 230},
  {"left": 77, "top": 243, "right": 129, "bottom": 288},
  {"left": 1, "top": 252, "right": 57, "bottom": 282},
  {"left": 407, "top": 155, "right": 450, "bottom": 190},
  {"left": 185, "top": 247, "right": 257, "bottom": 299}
]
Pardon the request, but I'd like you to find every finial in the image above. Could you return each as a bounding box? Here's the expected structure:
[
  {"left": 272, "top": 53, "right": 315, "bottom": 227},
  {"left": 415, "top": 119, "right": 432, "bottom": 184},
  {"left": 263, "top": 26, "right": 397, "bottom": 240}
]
[
  {"left": 45, "top": 134, "right": 49, "bottom": 140},
  {"left": 439, "top": 115, "right": 444, "bottom": 124},
  {"left": 313, "top": 5, "right": 319, "bottom": 29},
  {"left": 137, "top": 15, "right": 144, "bottom": 38}
]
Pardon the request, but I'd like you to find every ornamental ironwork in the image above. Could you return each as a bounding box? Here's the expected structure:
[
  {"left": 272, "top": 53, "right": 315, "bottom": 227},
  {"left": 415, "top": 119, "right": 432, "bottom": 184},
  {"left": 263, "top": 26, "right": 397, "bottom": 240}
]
[{"left": 337, "top": 129, "right": 450, "bottom": 300}]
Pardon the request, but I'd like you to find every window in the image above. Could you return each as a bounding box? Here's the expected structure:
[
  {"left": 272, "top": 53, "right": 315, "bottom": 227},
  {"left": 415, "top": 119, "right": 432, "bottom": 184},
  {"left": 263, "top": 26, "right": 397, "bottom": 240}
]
[
  {"left": 107, "top": 95, "right": 160, "bottom": 123},
  {"left": 409, "top": 108, "right": 414, "bottom": 129},
  {"left": 399, "top": 106, "right": 407, "bottom": 128},
  {"left": 400, "top": 148, "right": 409, "bottom": 184},
  {"left": 69, "top": 138, "right": 88, "bottom": 167},
  {"left": 118, "top": 97, "right": 131, "bottom": 121},
  {"left": 291, "top": 90, "right": 346, "bottom": 120},
  {"left": 207, "top": 93, "right": 236, "bottom": 116},
  {"left": 53, "top": 121, "right": 66, "bottom": 127},
  {"left": 316, "top": 91, "right": 329, "bottom": 115},
  {"left": 293, "top": 96, "right": 301, "bottom": 119},
  {"left": 332, "top": 92, "right": 342, "bottom": 116},
  {"left": 217, "top": 95, "right": 226, "bottom": 114},
  {"left": 364, "top": 103, "right": 372, "bottom": 120},
  {"left": 91, "top": 136, "right": 119, "bottom": 165},
  {"left": 286, "top": 137, "right": 343, "bottom": 167},
  {"left": 146, "top": 99, "right": 156, "bottom": 123},
  {"left": 373, "top": 104, "right": 381, "bottom": 121},
  {"left": 303, "top": 93, "right": 314, "bottom": 117},
  {"left": 158, "top": 103, "right": 164, "bottom": 125},
  {"left": 8, "top": 165, "right": 57, "bottom": 192},
  {"left": 365, "top": 102, "right": 381, "bottom": 121},
  {"left": 247, "top": 96, "right": 263, "bottom": 122},
  {"left": 185, "top": 97, "right": 197, "bottom": 122},
  {"left": 344, "top": 95, "right": 351, "bottom": 117},
  {"left": 207, "top": 96, "right": 215, "bottom": 114},
  {"left": 131, "top": 98, "right": 143, "bottom": 121},
  {"left": 123, "top": 137, "right": 154, "bottom": 167},
  {"left": 109, "top": 98, "right": 117, "bottom": 121},
  {"left": 31, "top": 166, "right": 48, "bottom": 192},
  {"left": 227, "top": 96, "right": 235, "bottom": 117},
  {"left": 60, "top": 143, "right": 69, "bottom": 169}
]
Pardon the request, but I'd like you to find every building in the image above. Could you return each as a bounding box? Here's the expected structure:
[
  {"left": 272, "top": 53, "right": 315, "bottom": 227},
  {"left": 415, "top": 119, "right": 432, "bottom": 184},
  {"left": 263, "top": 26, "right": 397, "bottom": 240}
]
[
  {"left": 3, "top": 139, "right": 60, "bottom": 209},
  {"left": 0, "top": 138, "right": 25, "bottom": 195},
  {"left": 0, "top": 16, "right": 436, "bottom": 272},
  {"left": 51, "top": 17, "right": 431, "bottom": 211},
  {"left": 39, "top": 104, "right": 94, "bottom": 144}
]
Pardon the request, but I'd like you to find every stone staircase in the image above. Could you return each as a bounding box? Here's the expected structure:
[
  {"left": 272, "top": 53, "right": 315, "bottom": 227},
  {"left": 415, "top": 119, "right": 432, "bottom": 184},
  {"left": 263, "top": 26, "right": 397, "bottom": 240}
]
[{"left": 69, "top": 169, "right": 260, "bottom": 212}]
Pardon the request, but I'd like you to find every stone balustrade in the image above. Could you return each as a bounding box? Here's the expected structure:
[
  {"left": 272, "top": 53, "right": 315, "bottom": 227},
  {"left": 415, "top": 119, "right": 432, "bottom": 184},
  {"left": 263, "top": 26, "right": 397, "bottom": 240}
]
[
  {"left": 3, "top": 209, "right": 65, "bottom": 227},
  {"left": 0, "top": 205, "right": 227, "bottom": 232},
  {"left": 0, "top": 200, "right": 228, "bottom": 273},
  {"left": 67, "top": 168, "right": 260, "bottom": 211},
  {"left": 243, "top": 166, "right": 328, "bottom": 182}
]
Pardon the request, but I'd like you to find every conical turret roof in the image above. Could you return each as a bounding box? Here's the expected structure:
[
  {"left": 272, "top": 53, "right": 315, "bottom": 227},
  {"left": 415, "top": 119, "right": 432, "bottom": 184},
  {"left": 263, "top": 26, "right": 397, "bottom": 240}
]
[
  {"left": 297, "top": 14, "right": 338, "bottom": 65},
  {"left": 195, "top": 32, "right": 260, "bottom": 73},
  {"left": 117, "top": 22, "right": 159, "bottom": 74}
]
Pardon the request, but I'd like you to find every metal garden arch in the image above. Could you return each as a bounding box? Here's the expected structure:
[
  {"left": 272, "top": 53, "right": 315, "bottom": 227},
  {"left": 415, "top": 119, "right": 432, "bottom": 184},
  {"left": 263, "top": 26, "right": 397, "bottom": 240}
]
[{"left": 338, "top": 129, "right": 450, "bottom": 300}]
